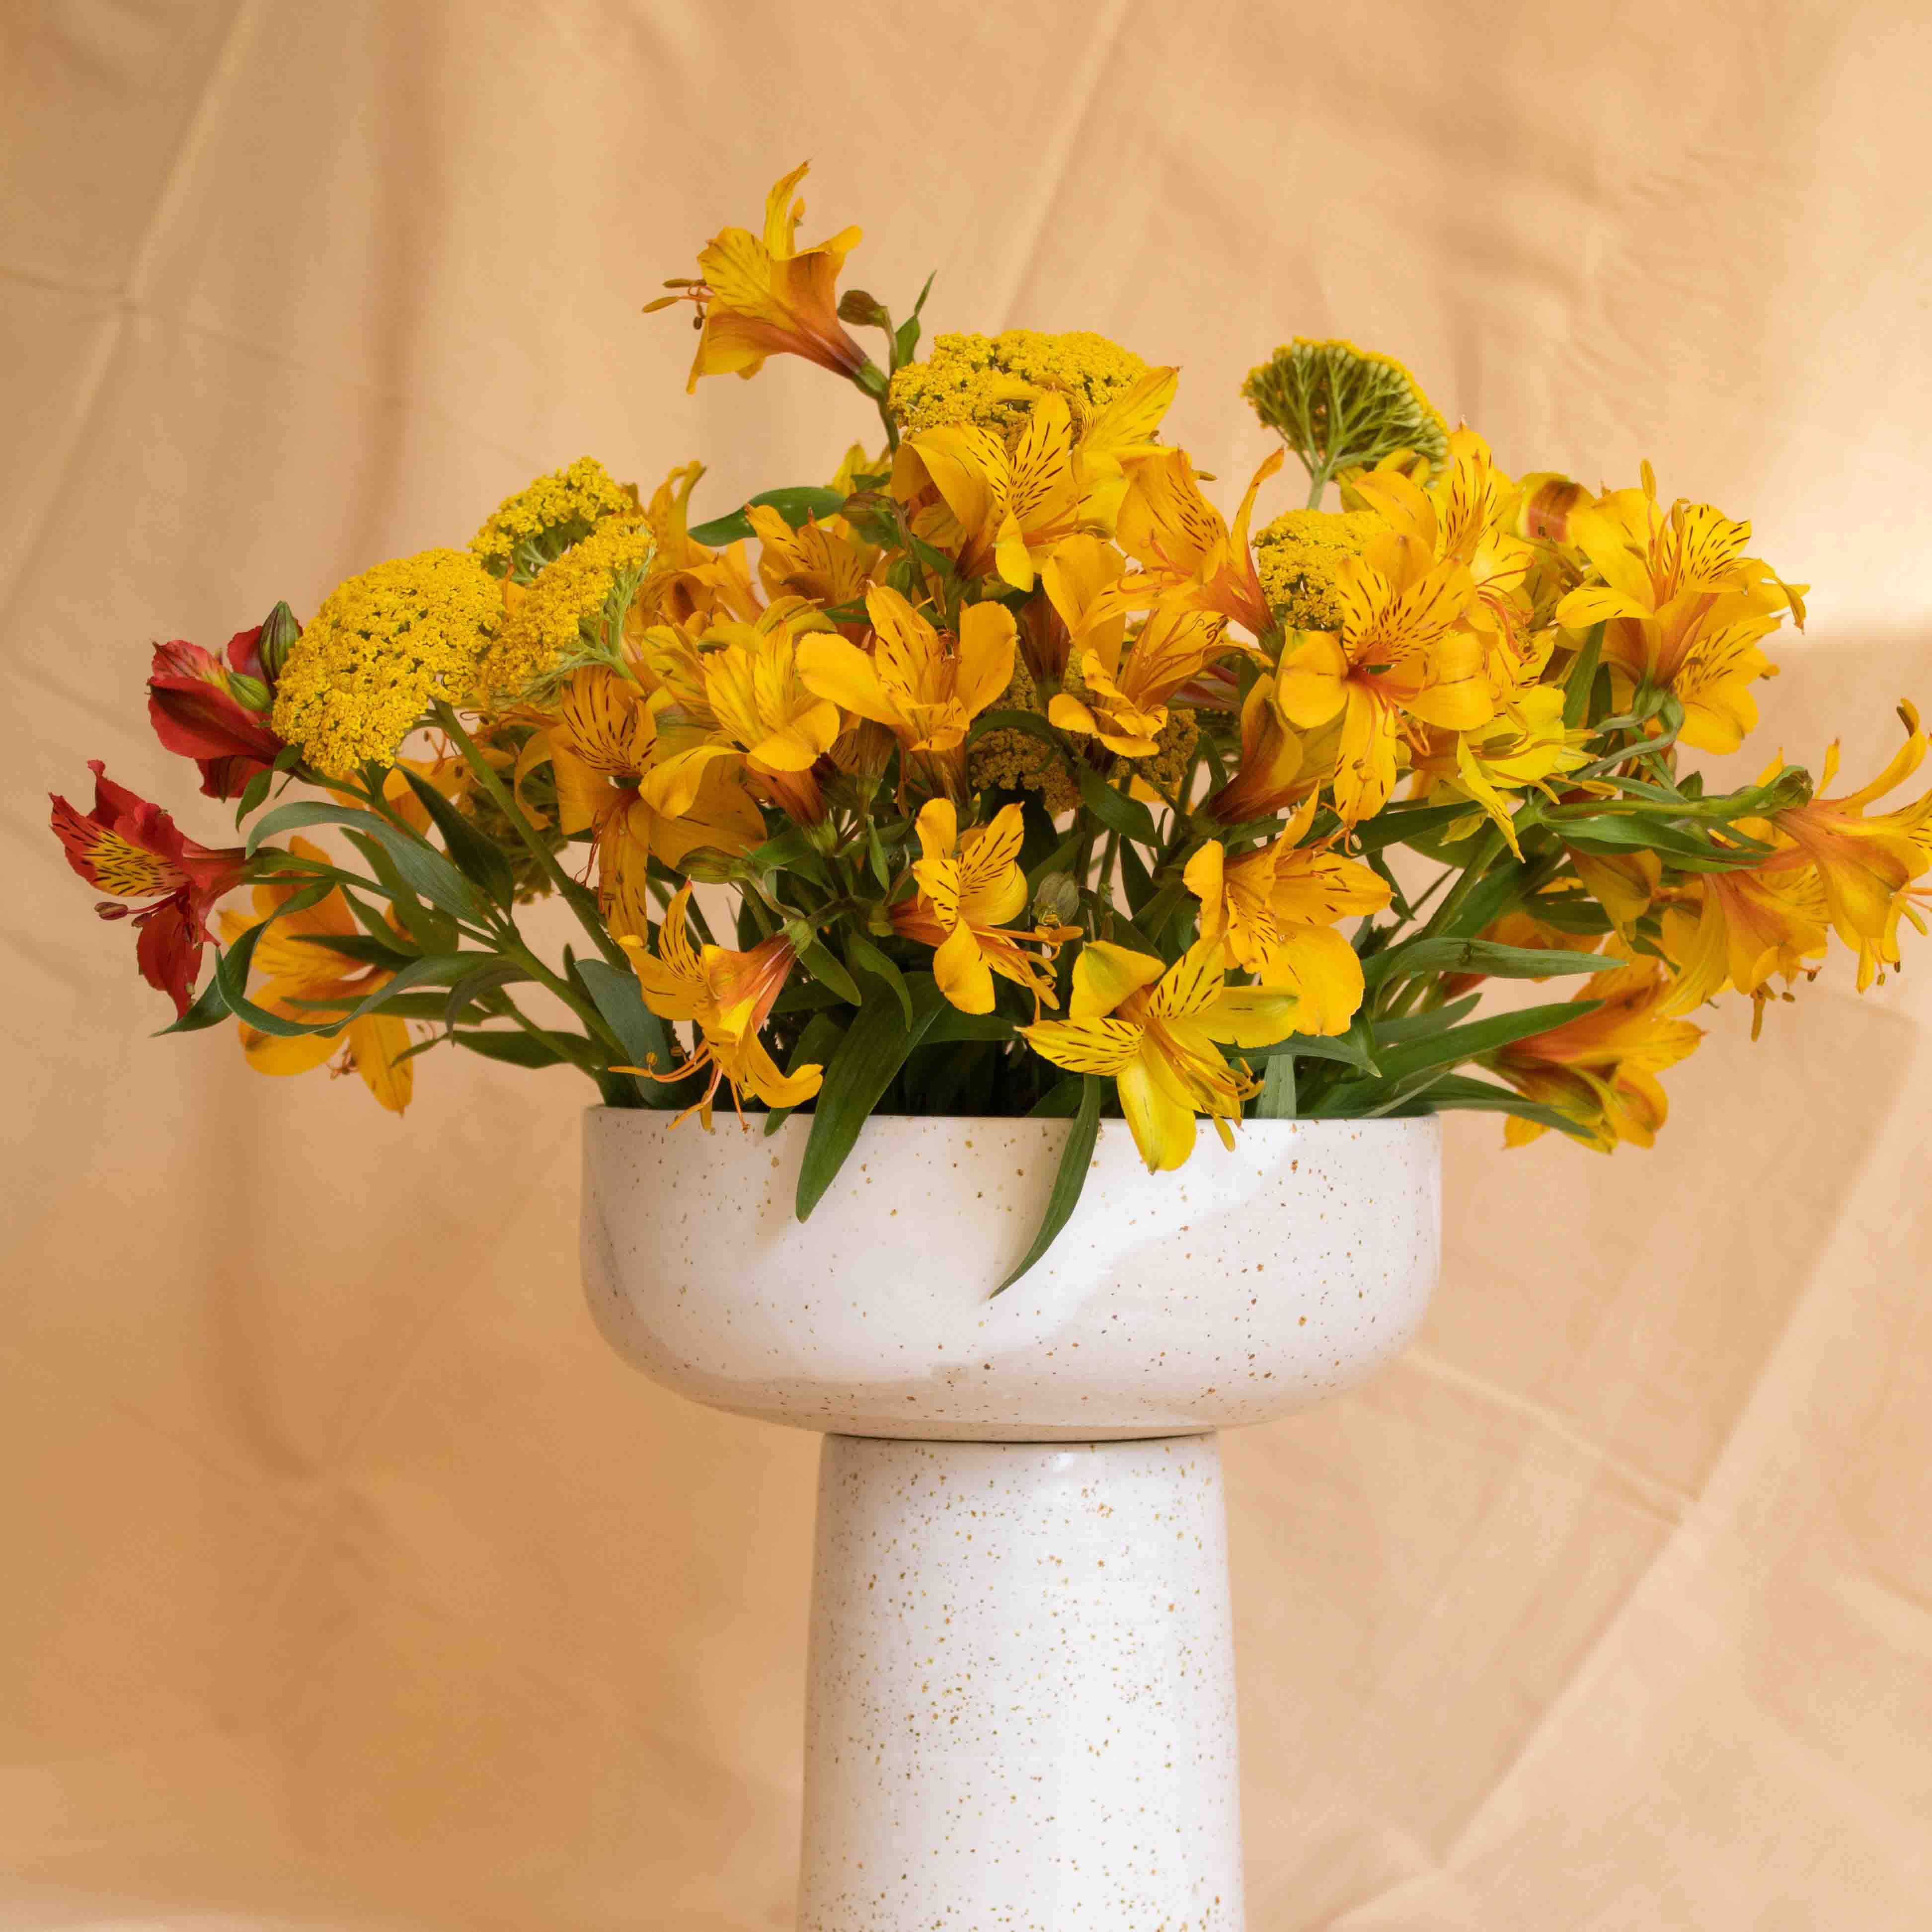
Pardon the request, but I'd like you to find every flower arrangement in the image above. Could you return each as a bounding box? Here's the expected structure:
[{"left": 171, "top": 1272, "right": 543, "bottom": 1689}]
[{"left": 52, "top": 162, "right": 1932, "bottom": 1282}]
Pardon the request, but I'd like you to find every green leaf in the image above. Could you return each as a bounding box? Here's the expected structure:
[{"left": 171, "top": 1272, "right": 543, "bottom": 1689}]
[
  {"left": 1416, "top": 1073, "right": 1596, "bottom": 1142},
  {"left": 1120, "top": 838, "right": 1157, "bottom": 915},
  {"left": 1240, "top": 1017, "right": 1378, "bottom": 1075},
  {"left": 922, "top": 1007, "right": 1018, "bottom": 1045},
  {"left": 1251, "top": 1055, "right": 1296, "bottom": 1118},
  {"left": 1077, "top": 764, "right": 1161, "bottom": 847},
  {"left": 451, "top": 1028, "right": 572, "bottom": 1068},
  {"left": 995, "top": 1076, "right": 1103, "bottom": 1295},
  {"left": 311, "top": 952, "right": 493, "bottom": 1027},
  {"left": 796, "top": 978, "right": 946, "bottom": 1220},
  {"left": 576, "top": 956, "right": 679, "bottom": 1106},
  {"left": 686, "top": 485, "right": 848, "bottom": 548},
  {"left": 213, "top": 927, "right": 330, "bottom": 1039},
  {"left": 1306, "top": 1001, "right": 1600, "bottom": 1115},
  {"left": 764, "top": 1011, "right": 848, "bottom": 1137},
  {"left": 866, "top": 821, "right": 893, "bottom": 890},
  {"left": 1371, "top": 994, "right": 1481, "bottom": 1045},
  {"left": 1026, "top": 1076, "right": 1086, "bottom": 1118},
  {"left": 443, "top": 960, "right": 530, "bottom": 1028},
  {"left": 289, "top": 930, "right": 419, "bottom": 970},
  {"left": 773, "top": 979, "right": 843, "bottom": 1015},
  {"left": 232, "top": 766, "right": 274, "bottom": 826},
  {"left": 156, "top": 922, "right": 268, "bottom": 1035},
  {"left": 1555, "top": 812, "right": 1763, "bottom": 870},
  {"left": 401, "top": 768, "right": 516, "bottom": 908},
  {"left": 796, "top": 935, "right": 863, "bottom": 1007},
  {"left": 1364, "top": 936, "right": 1610, "bottom": 988},
  {"left": 250, "top": 801, "right": 491, "bottom": 924},
  {"left": 1563, "top": 622, "right": 1605, "bottom": 729},
  {"left": 1348, "top": 800, "right": 1472, "bottom": 854},
  {"left": 746, "top": 825, "right": 816, "bottom": 874},
  {"left": 846, "top": 930, "right": 913, "bottom": 1026}
]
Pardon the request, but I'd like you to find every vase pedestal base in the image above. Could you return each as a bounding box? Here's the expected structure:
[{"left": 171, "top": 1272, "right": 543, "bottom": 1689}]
[{"left": 799, "top": 1434, "right": 1244, "bottom": 1932}]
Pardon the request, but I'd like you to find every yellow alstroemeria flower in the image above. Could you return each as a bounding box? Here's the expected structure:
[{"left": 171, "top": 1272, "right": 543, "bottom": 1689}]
[
  {"left": 538, "top": 668, "right": 766, "bottom": 934},
  {"left": 1273, "top": 529, "right": 1493, "bottom": 824},
  {"left": 797, "top": 585, "right": 1015, "bottom": 788},
  {"left": 618, "top": 884, "right": 823, "bottom": 1124},
  {"left": 637, "top": 609, "right": 845, "bottom": 824},
  {"left": 890, "top": 799, "right": 1071, "bottom": 1014},
  {"left": 217, "top": 837, "right": 413, "bottom": 1114},
  {"left": 1049, "top": 606, "right": 1228, "bottom": 759},
  {"left": 1756, "top": 702, "right": 1932, "bottom": 987},
  {"left": 1182, "top": 802, "right": 1390, "bottom": 1035},
  {"left": 748, "top": 501, "right": 878, "bottom": 610},
  {"left": 1494, "top": 952, "right": 1704, "bottom": 1150},
  {"left": 1021, "top": 939, "right": 1299, "bottom": 1171},
  {"left": 1657, "top": 859, "right": 1831, "bottom": 1026},
  {"left": 1108, "top": 447, "right": 1284, "bottom": 638},
  {"left": 1566, "top": 846, "right": 1661, "bottom": 937},
  {"left": 1408, "top": 684, "right": 1595, "bottom": 857},
  {"left": 892, "top": 373, "right": 1175, "bottom": 592},
  {"left": 647, "top": 162, "right": 869, "bottom": 393},
  {"left": 1347, "top": 429, "right": 1536, "bottom": 667},
  {"left": 1553, "top": 464, "right": 1805, "bottom": 754},
  {"left": 1205, "top": 673, "right": 1315, "bottom": 824}
]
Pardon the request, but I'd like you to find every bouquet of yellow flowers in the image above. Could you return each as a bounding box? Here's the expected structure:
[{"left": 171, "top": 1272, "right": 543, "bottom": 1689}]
[{"left": 52, "top": 162, "right": 1931, "bottom": 1281}]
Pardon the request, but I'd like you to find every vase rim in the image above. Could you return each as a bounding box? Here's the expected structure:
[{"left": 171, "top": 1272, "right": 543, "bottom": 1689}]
[{"left": 583, "top": 1104, "right": 1437, "bottom": 1136}]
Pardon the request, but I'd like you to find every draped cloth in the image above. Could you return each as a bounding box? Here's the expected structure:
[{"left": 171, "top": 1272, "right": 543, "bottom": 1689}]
[{"left": 3, "top": 2, "right": 1929, "bottom": 1924}]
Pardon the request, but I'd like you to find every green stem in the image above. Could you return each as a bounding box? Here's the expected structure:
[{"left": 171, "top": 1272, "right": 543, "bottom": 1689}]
[
  {"left": 497, "top": 938, "right": 628, "bottom": 1064},
  {"left": 432, "top": 702, "right": 629, "bottom": 970}
]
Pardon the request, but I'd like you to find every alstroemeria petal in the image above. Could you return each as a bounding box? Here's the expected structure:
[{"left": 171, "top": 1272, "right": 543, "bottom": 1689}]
[
  {"left": 1070, "top": 941, "right": 1166, "bottom": 1020},
  {"left": 1021, "top": 1015, "right": 1143, "bottom": 1076}
]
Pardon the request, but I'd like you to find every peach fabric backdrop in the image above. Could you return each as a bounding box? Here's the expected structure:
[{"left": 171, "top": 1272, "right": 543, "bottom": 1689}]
[{"left": 5, "top": 1, "right": 1931, "bottom": 1925}]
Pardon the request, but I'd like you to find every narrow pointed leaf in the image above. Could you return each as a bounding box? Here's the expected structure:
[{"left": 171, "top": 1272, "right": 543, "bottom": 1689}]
[{"left": 995, "top": 1076, "right": 1103, "bottom": 1295}]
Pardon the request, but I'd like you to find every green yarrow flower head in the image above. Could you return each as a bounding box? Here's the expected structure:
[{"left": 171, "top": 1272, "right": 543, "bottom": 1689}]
[
  {"left": 1243, "top": 338, "right": 1449, "bottom": 495},
  {"left": 469, "top": 456, "right": 639, "bottom": 581},
  {"left": 271, "top": 549, "right": 502, "bottom": 778},
  {"left": 1252, "top": 507, "right": 1383, "bottom": 631},
  {"left": 889, "top": 329, "right": 1149, "bottom": 444},
  {"left": 473, "top": 518, "right": 657, "bottom": 705}
]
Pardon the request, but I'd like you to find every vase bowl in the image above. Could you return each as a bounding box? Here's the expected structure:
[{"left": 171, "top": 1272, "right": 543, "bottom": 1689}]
[{"left": 581, "top": 1108, "right": 1439, "bottom": 1442}]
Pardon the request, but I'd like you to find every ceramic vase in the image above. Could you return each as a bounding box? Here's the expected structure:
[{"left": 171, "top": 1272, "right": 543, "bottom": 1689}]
[{"left": 582, "top": 1108, "right": 1440, "bottom": 1932}]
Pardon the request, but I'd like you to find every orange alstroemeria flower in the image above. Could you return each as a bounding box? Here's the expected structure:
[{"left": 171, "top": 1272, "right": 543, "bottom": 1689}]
[
  {"left": 647, "top": 162, "right": 869, "bottom": 393},
  {"left": 217, "top": 837, "right": 413, "bottom": 1113},
  {"left": 1493, "top": 952, "right": 1703, "bottom": 1151},
  {"left": 618, "top": 884, "right": 822, "bottom": 1124},
  {"left": 1757, "top": 702, "right": 1932, "bottom": 987}
]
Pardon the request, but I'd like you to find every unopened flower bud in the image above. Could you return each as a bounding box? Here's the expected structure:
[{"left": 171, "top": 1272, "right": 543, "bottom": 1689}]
[
  {"left": 678, "top": 847, "right": 745, "bottom": 885},
  {"left": 257, "top": 600, "right": 300, "bottom": 682},
  {"left": 837, "top": 289, "right": 891, "bottom": 329},
  {"left": 1033, "top": 872, "right": 1081, "bottom": 926}
]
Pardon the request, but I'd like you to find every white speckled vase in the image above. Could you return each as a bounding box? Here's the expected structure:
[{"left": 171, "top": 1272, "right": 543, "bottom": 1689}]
[{"left": 582, "top": 1109, "right": 1440, "bottom": 1931}]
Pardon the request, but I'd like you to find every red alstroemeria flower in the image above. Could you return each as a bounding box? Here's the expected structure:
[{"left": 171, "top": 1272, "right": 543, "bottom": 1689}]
[
  {"left": 49, "top": 763, "right": 247, "bottom": 1015},
  {"left": 147, "top": 624, "right": 285, "bottom": 799}
]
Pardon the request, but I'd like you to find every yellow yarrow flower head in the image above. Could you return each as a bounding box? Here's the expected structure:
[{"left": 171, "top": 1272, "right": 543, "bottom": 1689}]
[
  {"left": 888, "top": 329, "right": 1150, "bottom": 444},
  {"left": 474, "top": 519, "right": 656, "bottom": 704},
  {"left": 271, "top": 549, "right": 501, "bottom": 779},
  {"left": 1252, "top": 508, "right": 1383, "bottom": 631},
  {"left": 469, "top": 457, "right": 638, "bottom": 580},
  {"left": 1243, "top": 338, "right": 1450, "bottom": 489}
]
